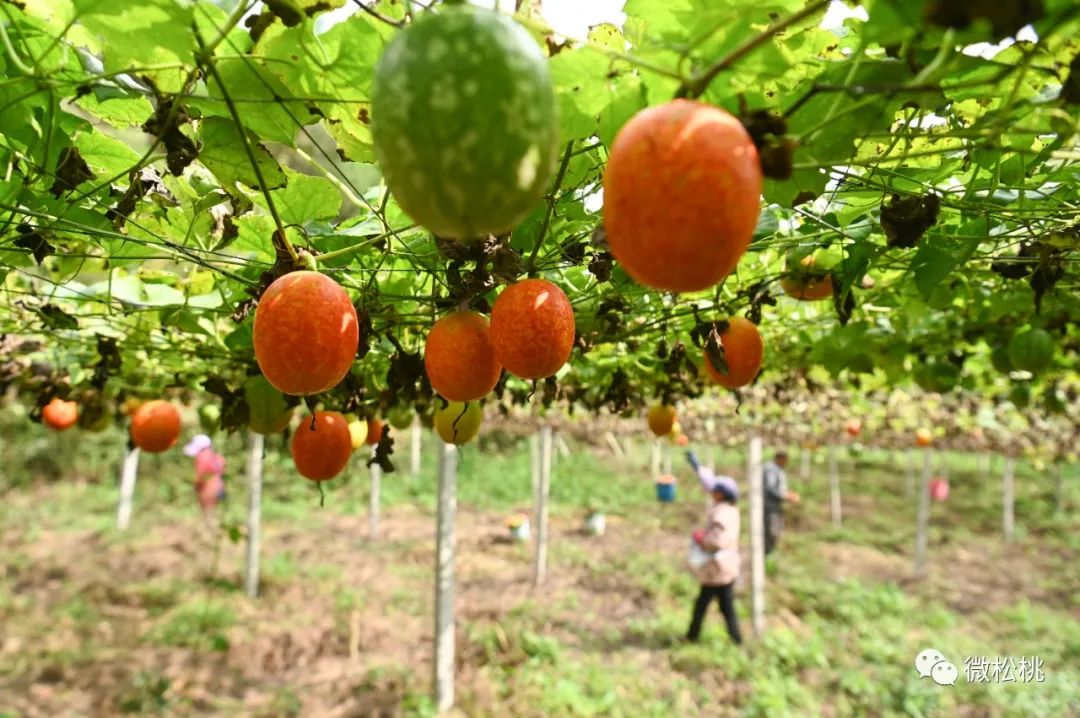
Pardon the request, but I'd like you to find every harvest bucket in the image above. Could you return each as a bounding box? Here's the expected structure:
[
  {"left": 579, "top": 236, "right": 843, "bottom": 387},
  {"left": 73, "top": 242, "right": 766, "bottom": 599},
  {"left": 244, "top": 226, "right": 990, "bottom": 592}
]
[
  {"left": 656, "top": 474, "right": 676, "bottom": 503},
  {"left": 506, "top": 513, "right": 530, "bottom": 542},
  {"left": 585, "top": 512, "right": 606, "bottom": 536}
]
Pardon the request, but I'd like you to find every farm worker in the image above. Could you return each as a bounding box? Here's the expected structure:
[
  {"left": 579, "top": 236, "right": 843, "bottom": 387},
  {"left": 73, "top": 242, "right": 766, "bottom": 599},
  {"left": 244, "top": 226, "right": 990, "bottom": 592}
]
[
  {"left": 183, "top": 434, "right": 226, "bottom": 524},
  {"left": 763, "top": 450, "right": 800, "bottom": 555},
  {"left": 684, "top": 451, "right": 743, "bottom": 644}
]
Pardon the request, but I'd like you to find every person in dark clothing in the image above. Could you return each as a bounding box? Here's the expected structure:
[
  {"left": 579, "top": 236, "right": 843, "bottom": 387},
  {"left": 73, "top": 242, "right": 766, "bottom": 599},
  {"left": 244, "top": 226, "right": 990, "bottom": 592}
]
[
  {"left": 685, "top": 451, "right": 743, "bottom": 644},
  {"left": 763, "top": 450, "right": 799, "bottom": 555},
  {"left": 687, "top": 582, "right": 742, "bottom": 645}
]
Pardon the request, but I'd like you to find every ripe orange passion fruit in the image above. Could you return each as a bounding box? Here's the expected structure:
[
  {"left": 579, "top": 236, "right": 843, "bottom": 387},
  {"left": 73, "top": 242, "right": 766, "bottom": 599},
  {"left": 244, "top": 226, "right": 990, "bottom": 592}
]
[
  {"left": 365, "top": 417, "right": 384, "bottom": 446},
  {"left": 291, "top": 411, "right": 353, "bottom": 481},
  {"left": 253, "top": 271, "right": 359, "bottom": 396},
  {"left": 489, "top": 279, "right": 575, "bottom": 380},
  {"left": 130, "top": 400, "right": 181, "bottom": 453},
  {"left": 424, "top": 310, "right": 502, "bottom": 402},
  {"left": 42, "top": 398, "right": 78, "bottom": 430},
  {"left": 602, "top": 99, "right": 762, "bottom": 292},
  {"left": 703, "top": 317, "right": 764, "bottom": 389}
]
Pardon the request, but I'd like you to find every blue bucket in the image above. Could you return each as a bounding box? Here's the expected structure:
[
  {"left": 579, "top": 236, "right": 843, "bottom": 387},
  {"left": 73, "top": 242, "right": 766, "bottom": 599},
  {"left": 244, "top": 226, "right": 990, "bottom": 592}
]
[{"left": 656, "top": 482, "right": 676, "bottom": 503}]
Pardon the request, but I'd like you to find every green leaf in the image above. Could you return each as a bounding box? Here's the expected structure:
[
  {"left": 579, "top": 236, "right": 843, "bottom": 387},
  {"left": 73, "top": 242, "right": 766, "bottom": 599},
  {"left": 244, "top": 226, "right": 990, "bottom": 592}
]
[
  {"left": 163, "top": 308, "right": 219, "bottom": 338},
  {"left": 198, "top": 117, "right": 286, "bottom": 190},
  {"left": 811, "top": 323, "right": 876, "bottom": 375},
  {"left": 73, "top": 0, "right": 195, "bottom": 93},
  {"left": 859, "top": 0, "right": 925, "bottom": 44},
  {"left": 194, "top": 58, "right": 315, "bottom": 146},
  {"left": 550, "top": 48, "right": 614, "bottom": 142},
  {"left": 263, "top": 171, "right": 342, "bottom": 226},
  {"left": 73, "top": 92, "right": 155, "bottom": 129},
  {"left": 622, "top": 0, "right": 697, "bottom": 43},
  {"left": 232, "top": 214, "right": 277, "bottom": 263},
  {"left": 73, "top": 129, "right": 142, "bottom": 178},
  {"left": 910, "top": 234, "right": 980, "bottom": 300},
  {"left": 188, "top": 290, "right": 225, "bottom": 309},
  {"left": 141, "top": 283, "right": 187, "bottom": 306},
  {"left": 999, "top": 153, "right": 1026, "bottom": 186},
  {"left": 790, "top": 59, "right": 924, "bottom": 166},
  {"left": 597, "top": 74, "right": 648, "bottom": 148},
  {"left": 224, "top": 322, "right": 253, "bottom": 352},
  {"left": 763, "top": 167, "right": 827, "bottom": 207},
  {"left": 91, "top": 273, "right": 144, "bottom": 305},
  {"left": 833, "top": 241, "right": 879, "bottom": 298},
  {"left": 262, "top": 15, "right": 384, "bottom": 161}
]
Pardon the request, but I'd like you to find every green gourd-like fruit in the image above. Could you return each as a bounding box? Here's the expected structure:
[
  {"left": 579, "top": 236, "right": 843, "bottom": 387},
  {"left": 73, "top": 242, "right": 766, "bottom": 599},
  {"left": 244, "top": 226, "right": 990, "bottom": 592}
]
[
  {"left": 371, "top": 5, "right": 559, "bottom": 239},
  {"left": 1007, "top": 328, "right": 1054, "bottom": 374},
  {"left": 245, "top": 374, "right": 293, "bottom": 435},
  {"left": 388, "top": 406, "right": 415, "bottom": 431},
  {"left": 913, "top": 362, "right": 960, "bottom": 394},
  {"left": 990, "top": 344, "right": 1013, "bottom": 374},
  {"left": 198, "top": 403, "right": 221, "bottom": 433}
]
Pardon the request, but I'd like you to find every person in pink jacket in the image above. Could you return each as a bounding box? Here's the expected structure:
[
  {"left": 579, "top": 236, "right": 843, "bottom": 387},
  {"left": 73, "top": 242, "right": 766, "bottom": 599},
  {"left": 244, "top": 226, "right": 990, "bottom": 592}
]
[
  {"left": 183, "top": 434, "right": 226, "bottom": 525},
  {"left": 685, "top": 451, "right": 743, "bottom": 644}
]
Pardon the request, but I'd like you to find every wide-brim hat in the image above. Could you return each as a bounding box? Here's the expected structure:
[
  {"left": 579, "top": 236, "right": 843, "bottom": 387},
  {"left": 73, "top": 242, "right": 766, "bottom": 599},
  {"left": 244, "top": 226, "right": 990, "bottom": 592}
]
[
  {"left": 707, "top": 475, "right": 739, "bottom": 501},
  {"left": 183, "top": 434, "right": 212, "bottom": 457}
]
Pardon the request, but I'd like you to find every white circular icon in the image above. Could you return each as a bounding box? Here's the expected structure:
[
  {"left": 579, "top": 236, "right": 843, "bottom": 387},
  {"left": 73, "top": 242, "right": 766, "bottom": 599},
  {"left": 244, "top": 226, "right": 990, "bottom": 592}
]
[{"left": 915, "top": 648, "right": 947, "bottom": 679}]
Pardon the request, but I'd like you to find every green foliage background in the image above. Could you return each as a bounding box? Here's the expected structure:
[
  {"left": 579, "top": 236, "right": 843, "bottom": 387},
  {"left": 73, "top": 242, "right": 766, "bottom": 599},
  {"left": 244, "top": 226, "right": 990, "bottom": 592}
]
[{"left": 0, "top": 0, "right": 1076, "bottom": 425}]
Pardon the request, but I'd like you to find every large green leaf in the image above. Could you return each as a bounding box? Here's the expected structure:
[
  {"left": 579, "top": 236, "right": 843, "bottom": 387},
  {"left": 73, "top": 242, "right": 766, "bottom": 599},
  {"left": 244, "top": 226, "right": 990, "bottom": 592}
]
[
  {"left": 262, "top": 171, "right": 342, "bottom": 227},
  {"left": 73, "top": 0, "right": 195, "bottom": 92},
  {"left": 198, "top": 117, "right": 286, "bottom": 190},
  {"left": 196, "top": 58, "right": 316, "bottom": 146},
  {"left": 910, "top": 234, "right": 980, "bottom": 300}
]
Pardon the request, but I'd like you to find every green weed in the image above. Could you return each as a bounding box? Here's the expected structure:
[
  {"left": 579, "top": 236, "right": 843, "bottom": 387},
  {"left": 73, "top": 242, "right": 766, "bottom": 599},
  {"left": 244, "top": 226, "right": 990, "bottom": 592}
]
[{"left": 145, "top": 600, "right": 235, "bottom": 652}]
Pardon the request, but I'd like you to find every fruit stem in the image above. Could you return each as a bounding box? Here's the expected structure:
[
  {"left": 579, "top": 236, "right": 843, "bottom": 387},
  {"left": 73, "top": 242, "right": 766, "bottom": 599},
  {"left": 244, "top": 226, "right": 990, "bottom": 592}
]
[
  {"left": 675, "top": 0, "right": 829, "bottom": 99},
  {"left": 0, "top": 16, "right": 35, "bottom": 77},
  {"left": 526, "top": 141, "right": 575, "bottom": 276},
  {"left": 352, "top": 2, "right": 404, "bottom": 27},
  {"left": 313, "top": 226, "right": 414, "bottom": 264},
  {"left": 293, "top": 249, "right": 319, "bottom": 271}
]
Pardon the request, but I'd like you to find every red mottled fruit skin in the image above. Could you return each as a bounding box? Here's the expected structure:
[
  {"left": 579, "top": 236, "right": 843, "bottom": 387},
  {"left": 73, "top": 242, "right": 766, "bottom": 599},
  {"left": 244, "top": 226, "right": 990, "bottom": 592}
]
[
  {"left": 489, "top": 279, "right": 575, "bottom": 380},
  {"left": 425, "top": 310, "right": 502, "bottom": 402},
  {"left": 291, "top": 411, "right": 353, "bottom": 481},
  {"left": 603, "top": 99, "right": 762, "bottom": 292},
  {"left": 703, "top": 317, "right": 764, "bottom": 390},
  {"left": 130, "top": 400, "right": 181, "bottom": 453},
  {"left": 365, "top": 417, "right": 384, "bottom": 446},
  {"left": 42, "top": 398, "right": 77, "bottom": 430},
  {"left": 253, "top": 271, "right": 359, "bottom": 396}
]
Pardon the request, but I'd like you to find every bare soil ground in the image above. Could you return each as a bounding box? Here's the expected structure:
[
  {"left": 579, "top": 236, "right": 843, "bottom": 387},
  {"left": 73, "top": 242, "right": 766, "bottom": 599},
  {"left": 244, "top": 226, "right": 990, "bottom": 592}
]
[{"left": 1, "top": 477, "right": 1076, "bottom": 717}]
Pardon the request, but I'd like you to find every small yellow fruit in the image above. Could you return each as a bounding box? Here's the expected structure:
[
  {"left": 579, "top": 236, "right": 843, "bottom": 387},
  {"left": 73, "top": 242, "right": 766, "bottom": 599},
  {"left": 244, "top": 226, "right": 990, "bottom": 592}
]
[
  {"left": 647, "top": 404, "right": 676, "bottom": 436},
  {"left": 348, "top": 419, "right": 368, "bottom": 450},
  {"left": 434, "top": 401, "right": 483, "bottom": 445}
]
